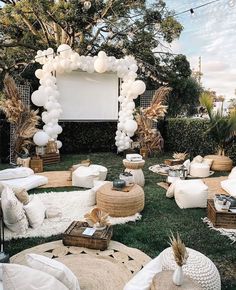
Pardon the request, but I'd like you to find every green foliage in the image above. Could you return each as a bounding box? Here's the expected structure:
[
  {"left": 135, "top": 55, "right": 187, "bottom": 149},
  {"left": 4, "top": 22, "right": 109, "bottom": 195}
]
[
  {"left": 164, "top": 118, "right": 236, "bottom": 162},
  {"left": 0, "top": 152, "right": 235, "bottom": 289}
]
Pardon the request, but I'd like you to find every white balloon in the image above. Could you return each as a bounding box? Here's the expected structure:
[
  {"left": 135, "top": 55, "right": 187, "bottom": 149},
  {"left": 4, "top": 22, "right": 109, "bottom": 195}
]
[
  {"left": 55, "top": 125, "right": 63, "bottom": 134},
  {"left": 33, "top": 131, "right": 49, "bottom": 146},
  {"left": 131, "top": 80, "right": 146, "bottom": 96},
  {"left": 56, "top": 140, "right": 62, "bottom": 149},
  {"left": 49, "top": 109, "right": 60, "bottom": 119},
  {"left": 35, "top": 69, "right": 43, "bottom": 79},
  {"left": 94, "top": 58, "right": 108, "bottom": 73},
  {"left": 124, "top": 119, "right": 138, "bottom": 133},
  {"left": 57, "top": 44, "right": 72, "bottom": 58},
  {"left": 31, "top": 90, "right": 48, "bottom": 107},
  {"left": 98, "top": 51, "right": 107, "bottom": 58},
  {"left": 127, "top": 102, "right": 135, "bottom": 110},
  {"left": 129, "top": 64, "right": 138, "bottom": 72}
]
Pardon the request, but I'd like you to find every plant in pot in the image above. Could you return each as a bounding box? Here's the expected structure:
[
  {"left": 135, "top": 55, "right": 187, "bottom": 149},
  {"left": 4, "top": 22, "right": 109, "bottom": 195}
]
[{"left": 200, "top": 92, "right": 236, "bottom": 171}]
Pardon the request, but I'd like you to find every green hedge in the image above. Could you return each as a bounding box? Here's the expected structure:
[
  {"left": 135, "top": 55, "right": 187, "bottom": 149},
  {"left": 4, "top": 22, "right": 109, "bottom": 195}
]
[{"left": 164, "top": 118, "right": 236, "bottom": 163}]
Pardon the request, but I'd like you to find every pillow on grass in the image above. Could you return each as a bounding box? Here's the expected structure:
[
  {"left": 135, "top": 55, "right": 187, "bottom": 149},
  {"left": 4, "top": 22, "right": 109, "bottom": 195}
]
[
  {"left": 1, "top": 263, "right": 68, "bottom": 290},
  {"left": 23, "top": 196, "right": 46, "bottom": 228},
  {"left": 26, "top": 254, "right": 80, "bottom": 290},
  {"left": 0, "top": 167, "right": 34, "bottom": 181},
  {"left": 1, "top": 186, "right": 28, "bottom": 234}
]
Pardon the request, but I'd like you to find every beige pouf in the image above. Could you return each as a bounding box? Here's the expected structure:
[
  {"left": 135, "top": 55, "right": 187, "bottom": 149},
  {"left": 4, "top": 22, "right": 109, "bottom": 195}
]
[
  {"left": 204, "top": 155, "right": 233, "bottom": 171},
  {"left": 96, "top": 182, "right": 145, "bottom": 217},
  {"left": 123, "top": 159, "right": 145, "bottom": 187}
]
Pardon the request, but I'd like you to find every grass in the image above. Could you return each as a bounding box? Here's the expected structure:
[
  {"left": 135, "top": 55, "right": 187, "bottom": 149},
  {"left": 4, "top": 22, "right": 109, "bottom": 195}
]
[{"left": 1, "top": 152, "right": 236, "bottom": 289}]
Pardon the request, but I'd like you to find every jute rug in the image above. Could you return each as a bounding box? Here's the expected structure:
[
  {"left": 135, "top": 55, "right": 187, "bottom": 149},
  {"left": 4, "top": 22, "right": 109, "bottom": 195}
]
[
  {"left": 11, "top": 240, "right": 151, "bottom": 290},
  {"left": 5, "top": 190, "right": 141, "bottom": 241},
  {"left": 157, "top": 176, "right": 228, "bottom": 199},
  {"left": 38, "top": 171, "right": 72, "bottom": 188}
]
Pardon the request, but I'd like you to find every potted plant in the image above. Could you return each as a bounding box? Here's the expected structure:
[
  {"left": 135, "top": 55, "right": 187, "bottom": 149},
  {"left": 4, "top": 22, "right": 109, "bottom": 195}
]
[{"left": 200, "top": 92, "right": 236, "bottom": 171}]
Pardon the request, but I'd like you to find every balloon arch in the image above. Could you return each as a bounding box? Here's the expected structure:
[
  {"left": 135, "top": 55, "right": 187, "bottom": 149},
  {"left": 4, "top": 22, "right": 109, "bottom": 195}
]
[{"left": 32, "top": 44, "right": 146, "bottom": 152}]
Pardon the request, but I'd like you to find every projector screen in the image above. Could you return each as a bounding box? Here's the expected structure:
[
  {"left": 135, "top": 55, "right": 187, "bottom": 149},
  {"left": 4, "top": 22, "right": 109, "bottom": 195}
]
[{"left": 57, "top": 70, "right": 119, "bottom": 121}]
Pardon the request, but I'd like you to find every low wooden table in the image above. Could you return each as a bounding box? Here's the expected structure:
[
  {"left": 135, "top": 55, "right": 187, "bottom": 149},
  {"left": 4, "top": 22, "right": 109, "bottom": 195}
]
[
  {"left": 63, "top": 221, "right": 113, "bottom": 250},
  {"left": 97, "top": 182, "right": 145, "bottom": 217},
  {"left": 151, "top": 271, "right": 202, "bottom": 290}
]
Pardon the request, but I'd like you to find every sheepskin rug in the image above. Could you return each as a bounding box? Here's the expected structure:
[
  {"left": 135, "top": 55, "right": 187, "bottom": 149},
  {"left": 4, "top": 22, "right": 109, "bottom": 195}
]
[{"left": 5, "top": 190, "right": 141, "bottom": 240}]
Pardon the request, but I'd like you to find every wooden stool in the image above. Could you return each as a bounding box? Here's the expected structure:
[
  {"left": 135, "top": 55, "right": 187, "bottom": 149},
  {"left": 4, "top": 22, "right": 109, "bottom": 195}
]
[
  {"left": 123, "top": 159, "right": 145, "bottom": 187},
  {"left": 96, "top": 182, "right": 144, "bottom": 217},
  {"left": 151, "top": 271, "right": 202, "bottom": 290}
]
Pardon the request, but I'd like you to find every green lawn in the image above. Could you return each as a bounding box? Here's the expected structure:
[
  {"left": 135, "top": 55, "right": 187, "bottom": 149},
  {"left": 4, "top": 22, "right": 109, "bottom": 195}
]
[{"left": 1, "top": 152, "right": 236, "bottom": 289}]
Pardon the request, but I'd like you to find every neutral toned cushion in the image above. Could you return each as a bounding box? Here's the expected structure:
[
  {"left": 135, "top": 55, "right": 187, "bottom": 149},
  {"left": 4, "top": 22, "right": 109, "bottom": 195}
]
[
  {"left": 0, "top": 174, "right": 48, "bottom": 191},
  {"left": 14, "top": 188, "right": 29, "bottom": 205},
  {"left": 0, "top": 167, "right": 34, "bottom": 181},
  {"left": 1, "top": 263, "right": 68, "bottom": 290},
  {"left": 26, "top": 253, "right": 80, "bottom": 290},
  {"left": 190, "top": 163, "right": 210, "bottom": 178},
  {"left": 166, "top": 182, "right": 175, "bottom": 198},
  {"left": 23, "top": 196, "right": 46, "bottom": 228},
  {"left": 1, "top": 186, "right": 28, "bottom": 233},
  {"left": 45, "top": 207, "right": 62, "bottom": 219},
  {"left": 221, "top": 179, "right": 236, "bottom": 197},
  {"left": 228, "top": 167, "right": 236, "bottom": 180},
  {"left": 174, "top": 179, "right": 208, "bottom": 208},
  {"left": 203, "top": 158, "right": 213, "bottom": 168},
  {"left": 192, "top": 155, "right": 203, "bottom": 163}
]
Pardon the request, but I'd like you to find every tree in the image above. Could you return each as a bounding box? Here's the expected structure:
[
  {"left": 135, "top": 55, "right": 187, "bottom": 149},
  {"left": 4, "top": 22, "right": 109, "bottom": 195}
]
[{"left": 0, "top": 0, "right": 182, "bottom": 81}]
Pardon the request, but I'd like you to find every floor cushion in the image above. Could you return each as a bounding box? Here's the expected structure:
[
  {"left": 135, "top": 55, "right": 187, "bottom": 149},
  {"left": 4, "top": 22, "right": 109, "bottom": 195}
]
[
  {"left": 72, "top": 165, "right": 107, "bottom": 188},
  {"left": 228, "top": 167, "right": 236, "bottom": 179},
  {"left": 1, "top": 186, "right": 28, "bottom": 234},
  {"left": 26, "top": 253, "right": 80, "bottom": 290},
  {"left": 190, "top": 163, "right": 210, "bottom": 178},
  {"left": 0, "top": 175, "right": 48, "bottom": 191},
  {"left": 23, "top": 196, "right": 46, "bottom": 228},
  {"left": 0, "top": 167, "right": 34, "bottom": 181},
  {"left": 174, "top": 179, "right": 208, "bottom": 208},
  {"left": 221, "top": 179, "right": 236, "bottom": 197},
  {"left": 1, "top": 263, "right": 68, "bottom": 290}
]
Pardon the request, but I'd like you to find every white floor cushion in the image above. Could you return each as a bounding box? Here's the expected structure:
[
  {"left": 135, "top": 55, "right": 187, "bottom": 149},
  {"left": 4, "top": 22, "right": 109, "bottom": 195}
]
[
  {"left": 0, "top": 174, "right": 48, "bottom": 191},
  {"left": 174, "top": 179, "right": 208, "bottom": 208},
  {"left": 190, "top": 163, "right": 210, "bottom": 178},
  {"left": 1, "top": 186, "right": 28, "bottom": 234},
  {"left": 228, "top": 167, "right": 236, "bottom": 179},
  {"left": 1, "top": 263, "right": 68, "bottom": 290},
  {"left": 0, "top": 167, "right": 34, "bottom": 181},
  {"left": 72, "top": 165, "right": 107, "bottom": 188},
  {"left": 23, "top": 196, "right": 46, "bottom": 228},
  {"left": 221, "top": 179, "right": 236, "bottom": 197},
  {"left": 26, "top": 254, "right": 80, "bottom": 290}
]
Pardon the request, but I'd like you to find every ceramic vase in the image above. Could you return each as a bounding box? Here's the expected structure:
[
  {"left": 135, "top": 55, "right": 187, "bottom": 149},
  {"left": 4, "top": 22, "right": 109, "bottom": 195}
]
[{"left": 172, "top": 265, "right": 184, "bottom": 286}]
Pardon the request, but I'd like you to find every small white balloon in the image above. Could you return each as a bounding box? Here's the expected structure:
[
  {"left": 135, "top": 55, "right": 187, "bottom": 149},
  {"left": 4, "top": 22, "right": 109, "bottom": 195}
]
[
  {"left": 33, "top": 131, "right": 49, "bottom": 146},
  {"left": 35, "top": 69, "right": 43, "bottom": 79},
  {"left": 94, "top": 58, "right": 108, "bottom": 73},
  {"left": 56, "top": 140, "right": 62, "bottom": 149},
  {"left": 57, "top": 44, "right": 72, "bottom": 58}
]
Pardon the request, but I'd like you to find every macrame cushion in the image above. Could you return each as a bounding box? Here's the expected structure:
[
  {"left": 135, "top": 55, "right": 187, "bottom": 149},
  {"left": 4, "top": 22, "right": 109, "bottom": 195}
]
[{"left": 160, "top": 247, "right": 221, "bottom": 290}]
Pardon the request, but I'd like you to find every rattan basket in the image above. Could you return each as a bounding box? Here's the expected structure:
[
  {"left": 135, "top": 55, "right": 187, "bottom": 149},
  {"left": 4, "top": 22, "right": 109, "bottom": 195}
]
[{"left": 204, "top": 155, "right": 233, "bottom": 171}]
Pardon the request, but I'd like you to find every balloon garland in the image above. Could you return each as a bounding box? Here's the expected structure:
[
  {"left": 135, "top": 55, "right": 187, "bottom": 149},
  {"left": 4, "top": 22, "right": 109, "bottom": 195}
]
[{"left": 32, "top": 44, "right": 146, "bottom": 152}]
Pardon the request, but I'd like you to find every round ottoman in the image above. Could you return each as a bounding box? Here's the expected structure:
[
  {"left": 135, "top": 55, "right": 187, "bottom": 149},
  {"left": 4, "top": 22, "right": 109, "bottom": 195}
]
[
  {"left": 123, "top": 159, "right": 145, "bottom": 187},
  {"left": 160, "top": 247, "right": 221, "bottom": 290},
  {"left": 96, "top": 182, "right": 145, "bottom": 217},
  {"left": 204, "top": 155, "right": 233, "bottom": 171}
]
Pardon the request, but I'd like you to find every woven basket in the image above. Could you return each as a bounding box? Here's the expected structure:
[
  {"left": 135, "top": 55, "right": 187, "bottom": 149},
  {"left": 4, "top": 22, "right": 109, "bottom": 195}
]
[
  {"left": 123, "top": 159, "right": 145, "bottom": 170},
  {"left": 204, "top": 155, "right": 233, "bottom": 171}
]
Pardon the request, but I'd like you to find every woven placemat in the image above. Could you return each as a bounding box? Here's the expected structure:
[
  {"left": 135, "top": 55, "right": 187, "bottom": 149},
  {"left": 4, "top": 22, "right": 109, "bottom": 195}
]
[{"left": 38, "top": 171, "right": 72, "bottom": 188}]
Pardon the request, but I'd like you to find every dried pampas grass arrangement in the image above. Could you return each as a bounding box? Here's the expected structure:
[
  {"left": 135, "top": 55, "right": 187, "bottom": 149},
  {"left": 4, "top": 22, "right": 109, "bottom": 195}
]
[
  {"left": 84, "top": 208, "right": 110, "bottom": 228},
  {"left": 173, "top": 152, "right": 188, "bottom": 161},
  {"left": 0, "top": 74, "right": 40, "bottom": 157},
  {"left": 169, "top": 233, "right": 188, "bottom": 266}
]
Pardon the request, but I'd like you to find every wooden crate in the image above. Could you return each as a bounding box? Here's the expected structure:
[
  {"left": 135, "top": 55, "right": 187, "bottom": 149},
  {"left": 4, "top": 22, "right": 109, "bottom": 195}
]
[
  {"left": 63, "top": 221, "right": 113, "bottom": 250},
  {"left": 164, "top": 159, "right": 184, "bottom": 166},
  {"left": 207, "top": 199, "right": 236, "bottom": 229},
  {"left": 30, "top": 157, "right": 43, "bottom": 173},
  {"left": 41, "top": 152, "right": 60, "bottom": 165}
]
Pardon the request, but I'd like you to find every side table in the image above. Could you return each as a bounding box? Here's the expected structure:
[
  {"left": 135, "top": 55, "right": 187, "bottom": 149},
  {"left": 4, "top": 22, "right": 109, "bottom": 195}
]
[
  {"left": 151, "top": 271, "right": 202, "bottom": 290},
  {"left": 96, "top": 182, "right": 145, "bottom": 217},
  {"left": 123, "top": 159, "right": 145, "bottom": 187}
]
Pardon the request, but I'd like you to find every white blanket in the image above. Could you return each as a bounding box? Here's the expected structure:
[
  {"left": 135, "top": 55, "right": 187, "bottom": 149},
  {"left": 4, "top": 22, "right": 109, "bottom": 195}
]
[
  {"left": 4, "top": 190, "right": 141, "bottom": 240},
  {"left": 0, "top": 175, "right": 48, "bottom": 191}
]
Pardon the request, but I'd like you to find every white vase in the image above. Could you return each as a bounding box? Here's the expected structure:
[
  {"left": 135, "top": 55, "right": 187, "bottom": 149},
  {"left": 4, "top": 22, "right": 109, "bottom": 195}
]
[{"left": 172, "top": 265, "right": 184, "bottom": 286}]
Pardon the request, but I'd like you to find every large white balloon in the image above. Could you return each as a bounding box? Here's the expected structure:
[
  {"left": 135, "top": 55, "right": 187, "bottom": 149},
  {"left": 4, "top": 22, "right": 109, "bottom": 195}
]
[
  {"left": 131, "top": 80, "right": 146, "bottom": 96},
  {"left": 56, "top": 140, "right": 62, "bottom": 149},
  {"left": 31, "top": 90, "right": 48, "bottom": 107},
  {"left": 57, "top": 44, "right": 72, "bottom": 58},
  {"left": 94, "top": 58, "right": 108, "bottom": 73},
  {"left": 124, "top": 120, "right": 138, "bottom": 133},
  {"left": 33, "top": 131, "right": 49, "bottom": 146}
]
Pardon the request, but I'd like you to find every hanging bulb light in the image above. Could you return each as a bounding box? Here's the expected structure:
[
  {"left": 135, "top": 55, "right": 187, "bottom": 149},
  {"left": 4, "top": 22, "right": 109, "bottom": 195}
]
[
  {"left": 228, "top": 0, "right": 235, "bottom": 7},
  {"left": 190, "top": 8, "right": 195, "bottom": 16},
  {"left": 83, "top": 1, "right": 91, "bottom": 10}
]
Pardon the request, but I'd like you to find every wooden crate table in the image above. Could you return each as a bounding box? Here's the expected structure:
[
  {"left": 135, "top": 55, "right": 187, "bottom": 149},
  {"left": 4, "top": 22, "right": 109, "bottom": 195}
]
[
  {"left": 207, "top": 199, "right": 236, "bottom": 229},
  {"left": 123, "top": 159, "right": 145, "bottom": 187},
  {"left": 96, "top": 182, "right": 144, "bottom": 217},
  {"left": 63, "top": 221, "right": 113, "bottom": 250},
  {"left": 151, "top": 271, "right": 202, "bottom": 290},
  {"left": 41, "top": 152, "right": 60, "bottom": 165}
]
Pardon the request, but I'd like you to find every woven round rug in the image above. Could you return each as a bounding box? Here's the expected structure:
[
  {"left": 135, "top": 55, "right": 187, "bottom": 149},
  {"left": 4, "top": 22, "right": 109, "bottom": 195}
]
[{"left": 11, "top": 240, "right": 151, "bottom": 290}]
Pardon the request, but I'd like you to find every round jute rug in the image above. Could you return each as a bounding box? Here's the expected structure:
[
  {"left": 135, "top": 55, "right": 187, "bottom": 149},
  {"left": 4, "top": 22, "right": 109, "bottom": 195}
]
[{"left": 11, "top": 240, "right": 151, "bottom": 290}]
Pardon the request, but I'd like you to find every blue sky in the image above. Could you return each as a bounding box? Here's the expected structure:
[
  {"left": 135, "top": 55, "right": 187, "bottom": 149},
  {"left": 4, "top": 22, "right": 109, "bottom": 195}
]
[{"left": 164, "top": 0, "right": 236, "bottom": 101}]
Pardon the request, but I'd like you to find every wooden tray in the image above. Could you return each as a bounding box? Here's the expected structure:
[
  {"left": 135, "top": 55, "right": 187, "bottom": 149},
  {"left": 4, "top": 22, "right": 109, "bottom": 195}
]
[
  {"left": 63, "top": 221, "right": 113, "bottom": 250},
  {"left": 207, "top": 199, "right": 236, "bottom": 229},
  {"left": 112, "top": 184, "right": 134, "bottom": 192}
]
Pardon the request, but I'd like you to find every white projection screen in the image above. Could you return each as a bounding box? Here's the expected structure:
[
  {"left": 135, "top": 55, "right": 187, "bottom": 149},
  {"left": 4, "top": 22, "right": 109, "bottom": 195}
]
[{"left": 57, "top": 70, "right": 119, "bottom": 121}]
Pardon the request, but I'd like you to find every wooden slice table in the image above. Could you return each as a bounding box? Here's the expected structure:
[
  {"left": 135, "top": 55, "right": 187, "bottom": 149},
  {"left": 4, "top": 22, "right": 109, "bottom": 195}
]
[
  {"left": 96, "top": 182, "right": 144, "bottom": 217},
  {"left": 151, "top": 271, "right": 202, "bottom": 290}
]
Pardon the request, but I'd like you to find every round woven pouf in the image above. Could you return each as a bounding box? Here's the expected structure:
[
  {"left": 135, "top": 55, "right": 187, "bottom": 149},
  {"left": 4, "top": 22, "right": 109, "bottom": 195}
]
[
  {"left": 204, "top": 155, "right": 233, "bottom": 171},
  {"left": 151, "top": 271, "right": 202, "bottom": 290},
  {"left": 96, "top": 182, "right": 144, "bottom": 217},
  {"left": 123, "top": 159, "right": 145, "bottom": 187},
  {"left": 160, "top": 247, "right": 221, "bottom": 290}
]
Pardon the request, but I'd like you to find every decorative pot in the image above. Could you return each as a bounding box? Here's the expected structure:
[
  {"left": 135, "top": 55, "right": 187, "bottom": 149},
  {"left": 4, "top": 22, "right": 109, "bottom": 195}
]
[
  {"left": 172, "top": 265, "right": 184, "bottom": 286},
  {"left": 113, "top": 179, "right": 126, "bottom": 189}
]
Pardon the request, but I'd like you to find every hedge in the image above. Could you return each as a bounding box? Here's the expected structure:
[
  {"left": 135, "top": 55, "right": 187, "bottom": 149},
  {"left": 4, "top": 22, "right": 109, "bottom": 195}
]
[{"left": 163, "top": 118, "right": 236, "bottom": 163}]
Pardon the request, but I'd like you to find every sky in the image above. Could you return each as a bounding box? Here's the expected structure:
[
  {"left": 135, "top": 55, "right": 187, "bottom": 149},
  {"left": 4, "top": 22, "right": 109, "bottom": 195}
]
[{"left": 164, "top": 0, "right": 236, "bottom": 101}]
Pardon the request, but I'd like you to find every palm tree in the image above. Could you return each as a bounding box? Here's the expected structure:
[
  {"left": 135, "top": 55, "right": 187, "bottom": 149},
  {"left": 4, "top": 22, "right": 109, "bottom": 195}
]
[{"left": 200, "top": 92, "right": 236, "bottom": 156}]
